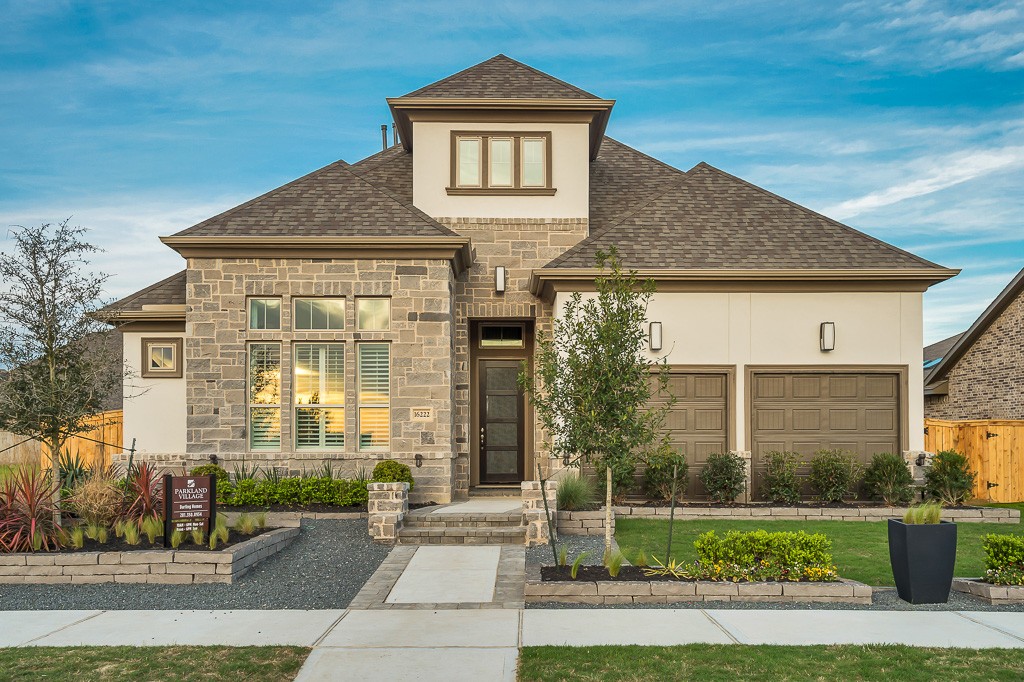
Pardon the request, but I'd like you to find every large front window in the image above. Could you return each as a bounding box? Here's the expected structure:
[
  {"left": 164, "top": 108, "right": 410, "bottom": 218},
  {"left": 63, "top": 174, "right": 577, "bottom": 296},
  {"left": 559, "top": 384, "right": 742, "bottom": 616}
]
[
  {"left": 294, "top": 343, "right": 345, "bottom": 449},
  {"left": 248, "top": 343, "right": 281, "bottom": 450},
  {"left": 358, "top": 343, "right": 390, "bottom": 450}
]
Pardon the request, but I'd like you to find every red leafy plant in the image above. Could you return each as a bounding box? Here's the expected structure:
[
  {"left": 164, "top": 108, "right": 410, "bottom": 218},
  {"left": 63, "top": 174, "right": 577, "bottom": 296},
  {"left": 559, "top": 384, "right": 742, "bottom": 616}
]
[
  {"left": 0, "top": 469, "right": 66, "bottom": 552},
  {"left": 124, "top": 462, "right": 163, "bottom": 525}
]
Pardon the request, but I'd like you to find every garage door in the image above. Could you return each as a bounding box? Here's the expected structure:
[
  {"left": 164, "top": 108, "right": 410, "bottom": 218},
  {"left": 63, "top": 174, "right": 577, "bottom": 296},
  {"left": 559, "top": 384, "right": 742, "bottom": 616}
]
[
  {"left": 750, "top": 371, "right": 901, "bottom": 500},
  {"left": 646, "top": 371, "right": 729, "bottom": 500}
]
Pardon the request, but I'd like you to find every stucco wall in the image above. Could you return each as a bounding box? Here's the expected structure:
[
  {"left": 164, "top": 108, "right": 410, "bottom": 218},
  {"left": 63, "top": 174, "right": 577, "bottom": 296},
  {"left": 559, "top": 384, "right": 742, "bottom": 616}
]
[
  {"left": 555, "top": 290, "right": 925, "bottom": 452},
  {"left": 926, "top": 294, "right": 1024, "bottom": 420},
  {"left": 122, "top": 331, "right": 187, "bottom": 457},
  {"left": 412, "top": 121, "right": 590, "bottom": 219}
]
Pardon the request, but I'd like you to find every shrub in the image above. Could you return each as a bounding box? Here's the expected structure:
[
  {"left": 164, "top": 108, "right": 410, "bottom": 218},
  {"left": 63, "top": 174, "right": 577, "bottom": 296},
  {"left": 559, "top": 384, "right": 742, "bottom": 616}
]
[
  {"left": 643, "top": 443, "right": 688, "bottom": 503},
  {"left": 693, "top": 529, "right": 838, "bottom": 582},
  {"left": 698, "top": 452, "right": 746, "bottom": 504},
  {"left": 760, "top": 451, "right": 802, "bottom": 504},
  {"left": 217, "top": 476, "right": 370, "bottom": 508},
  {"left": 372, "top": 460, "right": 415, "bottom": 491},
  {"left": 69, "top": 475, "right": 124, "bottom": 526},
  {"left": 556, "top": 473, "right": 596, "bottom": 511},
  {"left": 863, "top": 452, "right": 914, "bottom": 506},
  {"left": 0, "top": 468, "right": 65, "bottom": 552},
  {"left": 925, "top": 450, "right": 976, "bottom": 506},
  {"left": 808, "top": 449, "right": 862, "bottom": 503},
  {"left": 982, "top": 534, "right": 1024, "bottom": 586},
  {"left": 190, "top": 464, "right": 229, "bottom": 486},
  {"left": 595, "top": 456, "right": 636, "bottom": 503},
  {"left": 124, "top": 462, "right": 162, "bottom": 524}
]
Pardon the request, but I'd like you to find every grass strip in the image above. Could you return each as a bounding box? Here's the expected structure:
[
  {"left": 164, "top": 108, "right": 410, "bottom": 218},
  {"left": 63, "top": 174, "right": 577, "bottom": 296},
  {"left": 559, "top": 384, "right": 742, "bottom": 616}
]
[
  {"left": 520, "top": 644, "right": 1024, "bottom": 682},
  {"left": 0, "top": 645, "right": 309, "bottom": 681},
  {"left": 614, "top": 518, "right": 1020, "bottom": 586}
]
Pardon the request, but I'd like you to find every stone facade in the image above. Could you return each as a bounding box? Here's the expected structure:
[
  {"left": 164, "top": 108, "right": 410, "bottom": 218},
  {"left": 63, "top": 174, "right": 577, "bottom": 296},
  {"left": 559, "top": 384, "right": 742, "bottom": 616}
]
[
  {"left": 441, "top": 217, "right": 588, "bottom": 495},
  {"left": 522, "top": 479, "right": 558, "bottom": 545},
  {"left": 926, "top": 294, "right": 1024, "bottom": 420},
  {"left": 183, "top": 257, "right": 456, "bottom": 503},
  {"left": 368, "top": 482, "right": 409, "bottom": 543}
]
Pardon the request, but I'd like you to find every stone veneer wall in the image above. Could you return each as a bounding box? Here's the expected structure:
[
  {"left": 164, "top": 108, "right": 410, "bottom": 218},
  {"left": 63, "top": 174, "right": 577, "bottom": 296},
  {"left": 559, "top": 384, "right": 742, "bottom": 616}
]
[
  {"left": 926, "top": 294, "right": 1024, "bottom": 420},
  {"left": 439, "top": 218, "right": 588, "bottom": 495},
  {"left": 117, "top": 257, "right": 457, "bottom": 504}
]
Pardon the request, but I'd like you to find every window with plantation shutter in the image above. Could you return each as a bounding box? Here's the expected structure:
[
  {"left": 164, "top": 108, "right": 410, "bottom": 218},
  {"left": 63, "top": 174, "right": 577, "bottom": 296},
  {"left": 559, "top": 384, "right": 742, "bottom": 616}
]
[
  {"left": 248, "top": 343, "right": 281, "bottom": 450},
  {"left": 294, "top": 343, "right": 345, "bottom": 449},
  {"left": 357, "top": 343, "right": 390, "bottom": 450}
]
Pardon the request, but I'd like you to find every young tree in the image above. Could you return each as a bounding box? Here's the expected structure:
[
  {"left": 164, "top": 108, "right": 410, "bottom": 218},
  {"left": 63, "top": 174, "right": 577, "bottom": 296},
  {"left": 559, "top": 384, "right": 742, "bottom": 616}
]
[
  {"left": 0, "top": 220, "right": 125, "bottom": 513},
  {"left": 520, "top": 248, "right": 671, "bottom": 554}
]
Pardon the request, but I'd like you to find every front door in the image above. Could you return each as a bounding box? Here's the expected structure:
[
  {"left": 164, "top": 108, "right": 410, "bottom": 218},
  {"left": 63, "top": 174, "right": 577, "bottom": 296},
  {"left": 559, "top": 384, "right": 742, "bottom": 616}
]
[{"left": 478, "top": 360, "right": 525, "bottom": 483}]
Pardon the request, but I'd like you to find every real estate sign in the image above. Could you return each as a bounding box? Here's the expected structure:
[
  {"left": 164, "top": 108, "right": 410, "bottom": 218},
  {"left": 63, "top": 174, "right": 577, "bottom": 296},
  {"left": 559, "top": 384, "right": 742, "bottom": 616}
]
[{"left": 163, "top": 474, "right": 217, "bottom": 546}]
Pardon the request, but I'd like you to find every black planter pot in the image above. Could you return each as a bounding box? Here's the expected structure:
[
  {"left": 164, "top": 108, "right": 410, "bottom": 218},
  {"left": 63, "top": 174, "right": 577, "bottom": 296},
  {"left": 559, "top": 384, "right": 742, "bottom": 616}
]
[{"left": 888, "top": 519, "right": 957, "bottom": 604}]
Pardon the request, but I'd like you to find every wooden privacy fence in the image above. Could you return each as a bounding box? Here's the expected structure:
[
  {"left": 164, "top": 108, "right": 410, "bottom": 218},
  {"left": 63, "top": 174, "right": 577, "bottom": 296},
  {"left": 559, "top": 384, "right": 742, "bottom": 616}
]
[
  {"left": 37, "top": 410, "right": 124, "bottom": 471},
  {"left": 925, "top": 418, "right": 1024, "bottom": 503}
]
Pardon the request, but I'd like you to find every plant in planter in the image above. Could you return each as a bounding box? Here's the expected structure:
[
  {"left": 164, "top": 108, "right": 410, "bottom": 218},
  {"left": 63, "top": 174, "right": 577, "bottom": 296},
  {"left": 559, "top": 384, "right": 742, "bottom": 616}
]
[
  {"left": 888, "top": 501, "right": 956, "bottom": 604},
  {"left": 372, "top": 460, "right": 415, "bottom": 491}
]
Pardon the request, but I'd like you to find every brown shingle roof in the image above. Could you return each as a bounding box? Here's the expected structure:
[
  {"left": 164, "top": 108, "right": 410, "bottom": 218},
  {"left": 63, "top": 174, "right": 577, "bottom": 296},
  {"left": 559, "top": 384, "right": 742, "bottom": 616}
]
[
  {"left": 399, "top": 54, "right": 601, "bottom": 100},
  {"left": 101, "top": 270, "right": 186, "bottom": 314},
  {"left": 547, "top": 162, "right": 946, "bottom": 271},
  {"left": 348, "top": 144, "right": 413, "bottom": 206},
  {"left": 170, "top": 158, "right": 454, "bottom": 238},
  {"left": 924, "top": 333, "right": 964, "bottom": 365}
]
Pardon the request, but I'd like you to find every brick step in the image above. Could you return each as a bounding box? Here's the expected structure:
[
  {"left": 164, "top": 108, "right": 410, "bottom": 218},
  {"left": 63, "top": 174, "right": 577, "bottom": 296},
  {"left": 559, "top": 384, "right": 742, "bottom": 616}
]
[
  {"left": 398, "top": 526, "right": 527, "bottom": 545},
  {"left": 468, "top": 486, "right": 521, "bottom": 498},
  {"left": 404, "top": 514, "right": 523, "bottom": 528}
]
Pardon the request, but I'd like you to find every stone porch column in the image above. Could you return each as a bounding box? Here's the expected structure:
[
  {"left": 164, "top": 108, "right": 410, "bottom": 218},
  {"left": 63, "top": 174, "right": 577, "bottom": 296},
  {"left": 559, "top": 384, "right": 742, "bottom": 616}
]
[
  {"left": 368, "top": 482, "right": 409, "bottom": 544},
  {"left": 522, "top": 479, "right": 558, "bottom": 546}
]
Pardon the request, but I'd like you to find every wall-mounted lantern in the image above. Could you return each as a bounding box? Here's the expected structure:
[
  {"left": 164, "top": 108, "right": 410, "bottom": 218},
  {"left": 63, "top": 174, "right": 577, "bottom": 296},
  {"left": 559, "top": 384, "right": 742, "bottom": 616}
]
[
  {"left": 495, "top": 266, "right": 506, "bottom": 294},
  {"left": 820, "top": 321, "right": 836, "bottom": 352},
  {"left": 649, "top": 321, "right": 663, "bottom": 352}
]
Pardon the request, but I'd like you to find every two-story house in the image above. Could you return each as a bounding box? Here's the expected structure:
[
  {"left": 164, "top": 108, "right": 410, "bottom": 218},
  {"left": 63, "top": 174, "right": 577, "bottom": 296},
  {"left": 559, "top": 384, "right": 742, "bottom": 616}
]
[{"left": 104, "top": 55, "right": 957, "bottom": 503}]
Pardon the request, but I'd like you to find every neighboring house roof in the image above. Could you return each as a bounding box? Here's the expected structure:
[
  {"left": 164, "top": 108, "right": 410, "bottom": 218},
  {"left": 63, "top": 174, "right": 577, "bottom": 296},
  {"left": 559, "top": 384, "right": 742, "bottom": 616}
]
[
  {"left": 545, "top": 162, "right": 947, "bottom": 271},
  {"left": 925, "top": 267, "right": 1024, "bottom": 387},
  {"left": 168, "top": 159, "right": 455, "bottom": 239},
  {"left": 398, "top": 54, "right": 601, "bottom": 100},
  {"left": 923, "top": 332, "right": 964, "bottom": 370},
  {"left": 99, "top": 270, "right": 186, "bottom": 317}
]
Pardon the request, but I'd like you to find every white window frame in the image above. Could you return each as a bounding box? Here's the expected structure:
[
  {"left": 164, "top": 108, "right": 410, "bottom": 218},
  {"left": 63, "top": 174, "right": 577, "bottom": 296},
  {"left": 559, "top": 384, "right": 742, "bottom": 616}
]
[
  {"left": 488, "top": 137, "right": 514, "bottom": 188},
  {"left": 456, "top": 136, "right": 483, "bottom": 188},
  {"left": 247, "top": 342, "right": 282, "bottom": 451},
  {"left": 248, "top": 297, "right": 282, "bottom": 331},
  {"left": 356, "top": 297, "right": 391, "bottom": 332},
  {"left": 521, "top": 137, "right": 546, "bottom": 188},
  {"left": 294, "top": 297, "right": 346, "bottom": 331},
  {"left": 357, "top": 343, "right": 391, "bottom": 452},
  {"left": 293, "top": 343, "right": 346, "bottom": 450}
]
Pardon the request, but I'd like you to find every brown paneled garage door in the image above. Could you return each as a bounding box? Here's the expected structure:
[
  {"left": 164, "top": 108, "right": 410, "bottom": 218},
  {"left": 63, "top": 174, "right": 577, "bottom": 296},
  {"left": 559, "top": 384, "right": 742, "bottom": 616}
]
[
  {"left": 750, "top": 370, "right": 901, "bottom": 500},
  {"left": 646, "top": 370, "right": 730, "bottom": 499}
]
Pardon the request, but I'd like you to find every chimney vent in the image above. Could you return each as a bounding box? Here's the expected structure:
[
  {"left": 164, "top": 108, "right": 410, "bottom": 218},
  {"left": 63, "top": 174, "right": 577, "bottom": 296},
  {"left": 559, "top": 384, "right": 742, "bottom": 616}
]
[{"left": 380, "top": 124, "right": 388, "bottom": 151}]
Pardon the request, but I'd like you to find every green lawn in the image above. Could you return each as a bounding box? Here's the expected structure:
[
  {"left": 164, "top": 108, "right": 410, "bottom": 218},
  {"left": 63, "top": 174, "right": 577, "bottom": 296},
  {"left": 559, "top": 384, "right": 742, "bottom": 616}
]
[
  {"left": 985, "top": 502, "right": 1024, "bottom": 515},
  {"left": 0, "top": 646, "right": 309, "bottom": 681},
  {"left": 519, "top": 645, "right": 1024, "bottom": 682},
  {"left": 614, "top": 518, "right": 1021, "bottom": 586}
]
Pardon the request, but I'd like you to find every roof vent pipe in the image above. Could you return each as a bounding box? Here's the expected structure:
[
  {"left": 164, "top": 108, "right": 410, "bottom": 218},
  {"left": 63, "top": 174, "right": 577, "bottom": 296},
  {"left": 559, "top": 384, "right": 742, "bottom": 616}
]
[
  {"left": 380, "top": 124, "right": 388, "bottom": 151},
  {"left": 392, "top": 123, "right": 398, "bottom": 146}
]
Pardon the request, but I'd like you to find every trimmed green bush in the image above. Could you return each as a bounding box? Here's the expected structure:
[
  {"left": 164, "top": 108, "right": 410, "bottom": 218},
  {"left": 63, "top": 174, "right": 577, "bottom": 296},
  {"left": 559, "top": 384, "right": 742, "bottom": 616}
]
[
  {"left": 760, "top": 451, "right": 802, "bottom": 504},
  {"left": 556, "top": 473, "right": 596, "bottom": 511},
  {"left": 693, "top": 529, "right": 837, "bottom": 582},
  {"left": 698, "top": 452, "right": 746, "bottom": 504},
  {"left": 863, "top": 452, "right": 914, "bottom": 505},
  {"left": 190, "top": 464, "right": 229, "bottom": 485},
  {"left": 982, "top": 533, "right": 1024, "bottom": 586},
  {"left": 925, "top": 449, "right": 976, "bottom": 505},
  {"left": 372, "top": 460, "right": 415, "bottom": 491},
  {"left": 643, "top": 443, "right": 688, "bottom": 503},
  {"left": 217, "top": 476, "right": 369, "bottom": 508},
  {"left": 809, "top": 449, "right": 862, "bottom": 503}
]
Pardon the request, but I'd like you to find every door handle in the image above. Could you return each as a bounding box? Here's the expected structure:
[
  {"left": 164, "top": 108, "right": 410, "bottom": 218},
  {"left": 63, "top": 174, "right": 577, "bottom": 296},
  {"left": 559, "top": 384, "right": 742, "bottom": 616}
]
[{"left": 480, "top": 426, "right": 486, "bottom": 447}]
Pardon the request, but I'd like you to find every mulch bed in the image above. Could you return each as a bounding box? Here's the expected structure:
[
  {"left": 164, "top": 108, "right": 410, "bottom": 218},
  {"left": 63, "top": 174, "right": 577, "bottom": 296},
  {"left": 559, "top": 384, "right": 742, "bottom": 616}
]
[
  {"left": 540, "top": 565, "right": 820, "bottom": 583},
  {"left": 62, "top": 527, "right": 274, "bottom": 553}
]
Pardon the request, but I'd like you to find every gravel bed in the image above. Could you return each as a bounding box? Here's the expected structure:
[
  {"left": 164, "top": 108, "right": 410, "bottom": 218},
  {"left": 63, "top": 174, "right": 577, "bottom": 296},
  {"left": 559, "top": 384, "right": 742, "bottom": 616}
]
[
  {"left": 528, "top": 534, "right": 616, "bottom": 566},
  {"left": 0, "top": 520, "right": 390, "bottom": 611}
]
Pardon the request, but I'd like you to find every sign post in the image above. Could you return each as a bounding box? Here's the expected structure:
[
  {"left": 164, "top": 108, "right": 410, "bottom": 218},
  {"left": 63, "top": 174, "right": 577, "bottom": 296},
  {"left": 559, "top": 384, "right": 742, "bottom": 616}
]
[{"left": 163, "top": 474, "right": 217, "bottom": 548}]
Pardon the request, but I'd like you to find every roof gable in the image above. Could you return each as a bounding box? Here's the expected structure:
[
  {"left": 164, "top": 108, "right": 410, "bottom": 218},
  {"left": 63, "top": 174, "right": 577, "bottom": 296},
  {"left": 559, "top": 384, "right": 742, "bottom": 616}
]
[
  {"left": 549, "top": 162, "right": 947, "bottom": 271},
  {"left": 171, "top": 157, "right": 454, "bottom": 239},
  {"left": 399, "top": 54, "right": 600, "bottom": 100},
  {"left": 926, "top": 267, "right": 1024, "bottom": 386}
]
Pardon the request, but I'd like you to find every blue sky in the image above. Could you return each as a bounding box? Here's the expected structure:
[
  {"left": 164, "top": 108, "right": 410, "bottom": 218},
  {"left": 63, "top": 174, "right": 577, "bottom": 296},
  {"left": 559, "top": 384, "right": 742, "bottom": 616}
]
[{"left": 1, "top": 1, "right": 1022, "bottom": 344}]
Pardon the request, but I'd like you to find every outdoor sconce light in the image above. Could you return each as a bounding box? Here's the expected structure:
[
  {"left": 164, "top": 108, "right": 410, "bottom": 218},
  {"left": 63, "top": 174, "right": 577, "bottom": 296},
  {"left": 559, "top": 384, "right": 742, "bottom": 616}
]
[
  {"left": 649, "top": 321, "right": 663, "bottom": 352},
  {"left": 495, "top": 266, "right": 506, "bottom": 294},
  {"left": 820, "top": 321, "right": 836, "bottom": 352}
]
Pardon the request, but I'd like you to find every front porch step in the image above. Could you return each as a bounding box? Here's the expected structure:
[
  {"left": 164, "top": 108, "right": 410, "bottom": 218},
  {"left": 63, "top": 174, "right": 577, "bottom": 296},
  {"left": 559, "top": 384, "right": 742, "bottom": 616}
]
[
  {"left": 397, "top": 526, "right": 527, "bottom": 545},
  {"left": 404, "top": 513, "right": 523, "bottom": 528},
  {"left": 468, "top": 485, "right": 521, "bottom": 498}
]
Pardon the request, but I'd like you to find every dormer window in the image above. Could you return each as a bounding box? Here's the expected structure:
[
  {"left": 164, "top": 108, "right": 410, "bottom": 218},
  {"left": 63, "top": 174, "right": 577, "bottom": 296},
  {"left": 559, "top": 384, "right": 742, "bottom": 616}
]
[{"left": 449, "top": 132, "right": 555, "bottom": 195}]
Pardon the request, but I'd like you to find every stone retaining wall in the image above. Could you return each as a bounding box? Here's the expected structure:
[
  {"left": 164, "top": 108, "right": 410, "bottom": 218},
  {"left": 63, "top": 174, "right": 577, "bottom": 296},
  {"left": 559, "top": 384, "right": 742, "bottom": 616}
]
[
  {"left": 589, "top": 505, "right": 1018, "bottom": 527},
  {"left": 556, "top": 511, "right": 614, "bottom": 536},
  {"left": 952, "top": 578, "right": 1024, "bottom": 604},
  {"left": 220, "top": 510, "right": 366, "bottom": 528},
  {"left": 525, "top": 566, "right": 870, "bottom": 604},
  {"left": 0, "top": 527, "right": 298, "bottom": 585}
]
